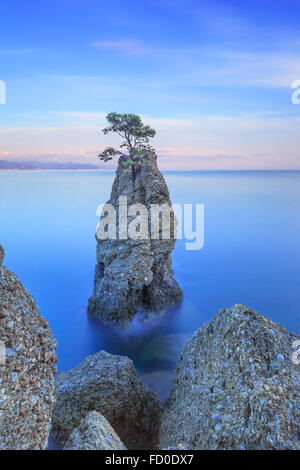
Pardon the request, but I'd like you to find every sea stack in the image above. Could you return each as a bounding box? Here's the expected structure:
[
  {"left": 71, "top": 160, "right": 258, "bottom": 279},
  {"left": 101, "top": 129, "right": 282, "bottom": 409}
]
[
  {"left": 88, "top": 152, "right": 182, "bottom": 325},
  {"left": 0, "top": 244, "right": 57, "bottom": 450}
]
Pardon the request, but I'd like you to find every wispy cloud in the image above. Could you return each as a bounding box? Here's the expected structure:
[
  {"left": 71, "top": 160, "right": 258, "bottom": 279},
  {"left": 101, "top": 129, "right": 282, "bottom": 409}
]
[
  {"left": 53, "top": 111, "right": 106, "bottom": 121},
  {"left": 90, "top": 40, "right": 146, "bottom": 55},
  {"left": 1, "top": 112, "right": 300, "bottom": 169},
  {"left": 212, "top": 50, "right": 300, "bottom": 88},
  {"left": 150, "top": 46, "right": 300, "bottom": 89}
]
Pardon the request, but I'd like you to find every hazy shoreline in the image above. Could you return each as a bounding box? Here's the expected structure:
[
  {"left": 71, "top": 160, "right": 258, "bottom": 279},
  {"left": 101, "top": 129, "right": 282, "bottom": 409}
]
[{"left": 1, "top": 168, "right": 300, "bottom": 173}]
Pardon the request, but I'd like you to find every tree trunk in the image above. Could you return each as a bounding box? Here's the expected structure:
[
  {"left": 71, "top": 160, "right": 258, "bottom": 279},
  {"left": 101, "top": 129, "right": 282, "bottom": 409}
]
[{"left": 131, "top": 164, "right": 136, "bottom": 185}]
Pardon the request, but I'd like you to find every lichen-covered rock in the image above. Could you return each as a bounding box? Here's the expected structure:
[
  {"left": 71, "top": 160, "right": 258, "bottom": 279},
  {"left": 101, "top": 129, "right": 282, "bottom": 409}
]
[
  {"left": 88, "top": 152, "right": 182, "bottom": 325},
  {"left": 63, "top": 411, "right": 126, "bottom": 450},
  {"left": 159, "top": 304, "right": 300, "bottom": 450},
  {"left": 0, "top": 245, "right": 57, "bottom": 450},
  {"left": 52, "top": 350, "right": 162, "bottom": 449}
]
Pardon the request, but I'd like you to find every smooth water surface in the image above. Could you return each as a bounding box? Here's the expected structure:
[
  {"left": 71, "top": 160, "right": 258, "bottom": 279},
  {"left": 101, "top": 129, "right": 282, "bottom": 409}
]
[{"left": 1, "top": 170, "right": 300, "bottom": 403}]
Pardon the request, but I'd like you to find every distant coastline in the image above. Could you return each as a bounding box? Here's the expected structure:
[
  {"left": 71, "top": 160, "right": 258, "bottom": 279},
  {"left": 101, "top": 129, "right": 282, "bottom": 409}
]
[
  {"left": 0, "top": 160, "right": 101, "bottom": 171},
  {"left": 1, "top": 160, "right": 300, "bottom": 172}
]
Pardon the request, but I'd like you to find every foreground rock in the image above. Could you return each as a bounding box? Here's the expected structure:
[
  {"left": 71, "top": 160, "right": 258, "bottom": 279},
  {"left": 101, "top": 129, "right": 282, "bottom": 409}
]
[
  {"left": 64, "top": 411, "right": 126, "bottom": 450},
  {"left": 52, "top": 350, "right": 162, "bottom": 449},
  {"left": 88, "top": 152, "right": 182, "bottom": 325},
  {"left": 160, "top": 304, "right": 300, "bottom": 450},
  {"left": 0, "top": 245, "right": 57, "bottom": 450}
]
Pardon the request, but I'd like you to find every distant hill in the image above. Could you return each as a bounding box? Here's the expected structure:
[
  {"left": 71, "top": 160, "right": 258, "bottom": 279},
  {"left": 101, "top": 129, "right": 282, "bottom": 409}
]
[{"left": 0, "top": 160, "right": 101, "bottom": 170}]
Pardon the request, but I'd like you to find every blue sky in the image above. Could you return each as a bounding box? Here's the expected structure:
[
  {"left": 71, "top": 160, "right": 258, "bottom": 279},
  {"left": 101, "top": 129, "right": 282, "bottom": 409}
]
[{"left": 0, "top": 0, "right": 300, "bottom": 169}]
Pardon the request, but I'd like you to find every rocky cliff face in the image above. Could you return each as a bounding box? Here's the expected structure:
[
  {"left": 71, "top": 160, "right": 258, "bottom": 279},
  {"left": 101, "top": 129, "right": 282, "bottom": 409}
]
[
  {"left": 52, "top": 350, "right": 162, "bottom": 449},
  {"left": 0, "top": 245, "right": 57, "bottom": 450},
  {"left": 88, "top": 152, "right": 182, "bottom": 325},
  {"left": 159, "top": 304, "right": 300, "bottom": 450},
  {"left": 63, "top": 411, "right": 126, "bottom": 450}
]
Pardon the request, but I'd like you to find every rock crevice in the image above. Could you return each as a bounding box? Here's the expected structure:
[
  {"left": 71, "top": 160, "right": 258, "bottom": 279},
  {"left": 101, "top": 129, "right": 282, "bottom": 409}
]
[{"left": 52, "top": 350, "right": 162, "bottom": 450}]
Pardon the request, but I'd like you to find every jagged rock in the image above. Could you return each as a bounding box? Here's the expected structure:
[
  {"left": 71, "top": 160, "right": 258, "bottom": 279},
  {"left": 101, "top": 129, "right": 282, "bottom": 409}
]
[
  {"left": 159, "top": 304, "right": 300, "bottom": 450},
  {"left": 52, "top": 350, "right": 162, "bottom": 449},
  {"left": 0, "top": 246, "right": 57, "bottom": 450},
  {"left": 63, "top": 411, "right": 126, "bottom": 450},
  {"left": 88, "top": 152, "right": 182, "bottom": 325}
]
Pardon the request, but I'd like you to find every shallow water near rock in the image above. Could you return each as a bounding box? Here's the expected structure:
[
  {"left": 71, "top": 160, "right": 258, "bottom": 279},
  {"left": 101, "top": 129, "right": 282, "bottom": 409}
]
[{"left": 1, "top": 170, "right": 300, "bottom": 414}]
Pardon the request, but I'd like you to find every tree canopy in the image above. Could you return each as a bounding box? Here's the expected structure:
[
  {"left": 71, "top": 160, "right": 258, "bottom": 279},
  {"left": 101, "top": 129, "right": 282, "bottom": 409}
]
[{"left": 98, "top": 113, "right": 156, "bottom": 162}]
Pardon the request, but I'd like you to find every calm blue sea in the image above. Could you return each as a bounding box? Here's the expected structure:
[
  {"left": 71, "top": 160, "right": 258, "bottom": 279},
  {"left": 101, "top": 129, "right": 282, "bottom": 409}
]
[{"left": 1, "top": 170, "right": 300, "bottom": 403}]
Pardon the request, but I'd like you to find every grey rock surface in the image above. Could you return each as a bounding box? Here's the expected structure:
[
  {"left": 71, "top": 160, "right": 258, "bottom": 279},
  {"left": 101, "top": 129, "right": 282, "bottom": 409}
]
[
  {"left": 0, "top": 245, "right": 57, "bottom": 450},
  {"left": 52, "top": 350, "right": 162, "bottom": 449},
  {"left": 159, "top": 304, "right": 300, "bottom": 450},
  {"left": 63, "top": 411, "right": 126, "bottom": 450},
  {"left": 88, "top": 152, "right": 182, "bottom": 325}
]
